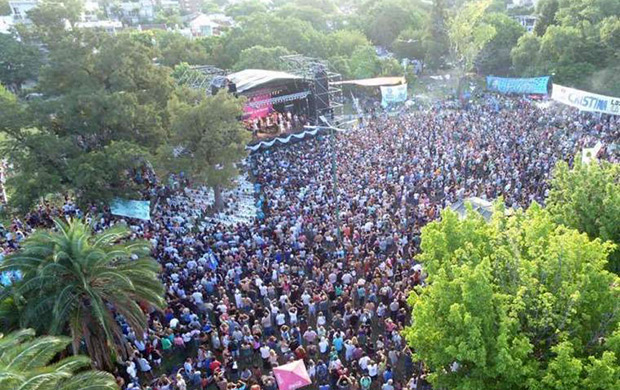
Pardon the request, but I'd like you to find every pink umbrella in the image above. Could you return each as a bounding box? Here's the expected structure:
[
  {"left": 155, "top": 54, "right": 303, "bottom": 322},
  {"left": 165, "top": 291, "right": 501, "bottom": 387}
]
[{"left": 273, "top": 360, "right": 312, "bottom": 390}]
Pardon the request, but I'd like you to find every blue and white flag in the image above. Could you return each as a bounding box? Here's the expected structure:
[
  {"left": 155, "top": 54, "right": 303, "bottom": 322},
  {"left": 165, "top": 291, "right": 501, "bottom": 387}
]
[
  {"left": 110, "top": 199, "right": 151, "bottom": 220},
  {"left": 552, "top": 84, "right": 620, "bottom": 116},
  {"left": 486, "top": 76, "right": 549, "bottom": 94},
  {"left": 381, "top": 83, "right": 408, "bottom": 107}
]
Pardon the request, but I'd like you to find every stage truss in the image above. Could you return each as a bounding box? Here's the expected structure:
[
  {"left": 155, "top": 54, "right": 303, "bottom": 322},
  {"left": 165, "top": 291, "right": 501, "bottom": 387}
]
[
  {"left": 279, "top": 55, "right": 344, "bottom": 122},
  {"left": 175, "top": 65, "right": 227, "bottom": 90}
]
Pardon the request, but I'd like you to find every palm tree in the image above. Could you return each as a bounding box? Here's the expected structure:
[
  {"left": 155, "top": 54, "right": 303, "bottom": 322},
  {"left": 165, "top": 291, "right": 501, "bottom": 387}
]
[
  {"left": 0, "top": 219, "right": 165, "bottom": 370},
  {"left": 0, "top": 328, "right": 118, "bottom": 390}
]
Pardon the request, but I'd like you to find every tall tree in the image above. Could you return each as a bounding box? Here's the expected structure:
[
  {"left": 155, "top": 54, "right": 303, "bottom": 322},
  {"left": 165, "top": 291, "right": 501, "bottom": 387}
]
[
  {"left": 233, "top": 46, "right": 292, "bottom": 71},
  {"left": 163, "top": 90, "right": 250, "bottom": 210},
  {"left": 0, "top": 219, "right": 166, "bottom": 370},
  {"left": 0, "top": 329, "right": 118, "bottom": 390},
  {"left": 1, "top": 25, "right": 174, "bottom": 210},
  {"left": 475, "top": 13, "right": 525, "bottom": 76},
  {"left": 405, "top": 203, "right": 620, "bottom": 389},
  {"left": 448, "top": 0, "right": 496, "bottom": 75},
  {"left": 424, "top": 0, "right": 450, "bottom": 69},
  {"left": 546, "top": 160, "right": 620, "bottom": 273},
  {"left": 0, "top": 34, "right": 42, "bottom": 93},
  {"left": 534, "top": 0, "right": 559, "bottom": 36}
]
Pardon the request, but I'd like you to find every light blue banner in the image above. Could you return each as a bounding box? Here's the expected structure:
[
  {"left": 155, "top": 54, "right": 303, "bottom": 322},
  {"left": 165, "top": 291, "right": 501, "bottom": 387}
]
[
  {"left": 381, "top": 83, "right": 408, "bottom": 107},
  {"left": 486, "top": 76, "right": 549, "bottom": 94},
  {"left": 111, "top": 199, "right": 151, "bottom": 220}
]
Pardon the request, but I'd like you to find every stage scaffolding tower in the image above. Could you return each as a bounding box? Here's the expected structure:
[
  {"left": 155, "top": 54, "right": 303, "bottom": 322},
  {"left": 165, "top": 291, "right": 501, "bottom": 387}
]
[{"left": 279, "top": 55, "right": 344, "bottom": 123}]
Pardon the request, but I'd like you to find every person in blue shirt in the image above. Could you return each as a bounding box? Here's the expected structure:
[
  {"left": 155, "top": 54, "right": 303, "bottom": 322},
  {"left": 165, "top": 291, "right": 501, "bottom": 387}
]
[{"left": 332, "top": 332, "right": 344, "bottom": 353}]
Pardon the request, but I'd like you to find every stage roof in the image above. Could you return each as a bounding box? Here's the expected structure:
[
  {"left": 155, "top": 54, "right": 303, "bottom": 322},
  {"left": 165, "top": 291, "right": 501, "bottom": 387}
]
[
  {"left": 331, "top": 76, "right": 406, "bottom": 87},
  {"left": 227, "top": 69, "right": 303, "bottom": 93}
]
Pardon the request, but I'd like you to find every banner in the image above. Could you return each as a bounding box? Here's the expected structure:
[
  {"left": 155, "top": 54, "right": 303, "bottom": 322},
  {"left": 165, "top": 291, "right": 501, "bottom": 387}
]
[
  {"left": 381, "top": 83, "right": 408, "bottom": 107},
  {"left": 486, "top": 76, "right": 550, "bottom": 94},
  {"left": 551, "top": 84, "right": 620, "bottom": 116},
  {"left": 246, "top": 126, "right": 346, "bottom": 151},
  {"left": 111, "top": 199, "right": 151, "bottom": 220},
  {"left": 244, "top": 92, "right": 272, "bottom": 120}
]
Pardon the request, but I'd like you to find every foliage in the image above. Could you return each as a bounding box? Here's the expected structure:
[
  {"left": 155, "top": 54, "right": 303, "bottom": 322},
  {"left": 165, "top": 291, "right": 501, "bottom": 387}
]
[
  {"left": 162, "top": 90, "right": 250, "bottom": 209},
  {"left": 363, "top": 0, "right": 426, "bottom": 47},
  {"left": 510, "top": 34, "right": 542, "bottom": 75},
  {"left": 0, "top": 219, "right": 166, "bottom": 370},
  {"left": 534, "top": 0, "right": 559, "bottom": 36},
  {"left": 0, "top": 0, "right": 10, "bottom": 15},
  {"left": 0, "top": 329, "right": 118, "bottom": 390},
  {"left": 233, "top": 46, "right": 292, "bottom": 71},
  {"left": 1, "top": 18, "right": 174, "bottom": 210},
  {"left": 349, "top": 46, "right": 382, "bottom": 79},
  {"left": 424, "top": 0, "right": 450, "bottom": 68},
  {"left": 512, "top": 0, "right": 620, "bottom": 93},
  {"left": 546, "top": 160, "right": 620, "bottom": 273},
  {"left": 405, "top": 203, "right": 620, "bottom": 389},
  {"left": 152, "top": 31, "right": 210, "bottom": 67},
  {"left": 475, "top": 13, "right": 525, "bottom": 76},
  {"left": 0, "top": 33, "right": 42, "bottom": 93},
  {"left": 448, "top": 0, "right": 497, "bottom": 73}
]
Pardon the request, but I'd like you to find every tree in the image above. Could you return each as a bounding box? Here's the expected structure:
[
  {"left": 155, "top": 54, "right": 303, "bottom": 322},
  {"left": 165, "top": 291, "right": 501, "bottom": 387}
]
[
  {"left": 0, "top": 0, "right": 10, "bottom": 15},
  {"left": 0, "top": 219, "right": 166, "bottom": 370},
  {"left": 534, "top": 0, "right": 559, "bottom": 36},
  {"left": 326, "top": 30, "right": 372, "bottom": 58},
  {"left": 233, "top": 46, "right": 292, "bottom": 71},
  {"left": 0, "top": 329, "right": 118, "bottom": 390},
  {"left": 546, "top": 160, "right": 620, "bottom": 273},
  {"left": 0, "top": 26, "right": 175, "bottom": 210},
  {"left": 393, "top": 29, "right": 427, "bottom": 61},
  {"left": 475, "top": 13, "right": 525, "bottom": 76},
  {"left": 511, "top": 34, "right": 542, "bottom": 75},
  {"left": 225, "top": 0, "right": 268, "bottom": 19},
  {"left": 153, "top": 31, "right": 210, "bottom": 68},
  {"left": 405, "top": 203, "right": 620, "bottom": 389},
  {"left": 424, "top": 0, "right": 450, "bottom": 69},
  {"left": 163, "top": 90, "right": 250, "bottom": 210},
  {"left": 349, "top": 46, "right": 382, "bottom": 79},
  {"left": 0, "top": 33, "right": 42, "bottom": 93},
  {"left": 364, "top": 0, "right": 425, "bottom": 47},
  {"left": 447, "top": 0, "right": 496, "bottom": 74}
]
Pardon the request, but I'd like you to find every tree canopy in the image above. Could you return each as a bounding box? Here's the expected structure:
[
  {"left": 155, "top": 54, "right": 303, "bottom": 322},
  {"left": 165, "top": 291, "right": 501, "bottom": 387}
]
[{"left": 405, "top": 203, "right": 620, "bottom": 389}]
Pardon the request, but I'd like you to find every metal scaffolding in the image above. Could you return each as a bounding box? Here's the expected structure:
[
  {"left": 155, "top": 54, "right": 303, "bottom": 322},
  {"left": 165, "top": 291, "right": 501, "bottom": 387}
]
[
  {"left": 279, "top": 55, "right": 344, "bottom": 122},
  {"left": 175, "top": 65, "right": 227, "bottom": 91}
]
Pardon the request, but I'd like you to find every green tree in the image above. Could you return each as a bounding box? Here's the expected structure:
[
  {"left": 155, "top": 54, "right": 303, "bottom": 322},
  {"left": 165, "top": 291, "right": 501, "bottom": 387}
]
[
  {"left": 153, "top": 31, "right": 210, "bottom": 67},
  {"left": 225, "top": 0, "right": 268, "bottom": 19},
  {"left": 163, "top": 90, "right": 250, "bottom": 210},
  {"left": 0, "top": 34, "right": 42, "bottom": 93},
  {"left": 393, "top": 29, "right": 427, "bottom": 61},
  {"left": 0, "top": 219, "right": 165, "bottom": 370},
  {"left": 448, "top": 0, "right": 496, "bottom": 74},
  {"left": 326, "top": 30, "right": 372, "bottom": 58},
  {"left": 1, "top": 27, "right": 174, "bottom": 210},
  {"left": 0, "top": 329, "right": 118, "bottom": 390},
  {"left": 475, "top": 13, "right": 525, "bottom": 76},
  {"left": 511, "top": 34, "right": 542, "bottom": 75},
  {"left": 534, "top": 0, "right": 559, "bottom": 36},
  {"left": 405, "top": 203, "right": 620, "bottom": 389},
  {"left": 0, "top": 0, "right": 10, "bottom": 15},
  {"left": 233, "top": 45, "right": 292, "bottom": 71},
  {"left": 424, "top": 0, "right": 450, "bottom": 69},
  {"left": 546, "top": 160, "right": 620, "bottom": 273},
  {"left": 364, "top": 0, "right": 425, "bottom": 47},
  {"left": 349, "top": 46, "right": 382, "bottom": 79}
]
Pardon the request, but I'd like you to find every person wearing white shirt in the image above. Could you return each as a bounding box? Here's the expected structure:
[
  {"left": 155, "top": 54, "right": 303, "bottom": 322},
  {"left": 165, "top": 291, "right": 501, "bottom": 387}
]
[{"left": 359, "top": 355, "right": 371, "bottom": 371}]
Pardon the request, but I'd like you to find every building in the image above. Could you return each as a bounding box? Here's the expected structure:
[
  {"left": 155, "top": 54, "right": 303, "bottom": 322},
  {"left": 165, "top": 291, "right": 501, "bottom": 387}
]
[
  {"left": 513, "top": 15, "right": 537, "bottom": 32},
  {"left": 187, "top": 13, "right": 233, "bottom": 37},
  {"left": 8, "top": 0, "right": 38, "bottom": 24},
  {"left": 105, "top": 0, "right": 155, "bottom": 24},
  {"left": 179, "top": 0, "right": 201, "bottom": 14},
  {"left": 75, "top": 20, "right": 123, "bottom": 33}
]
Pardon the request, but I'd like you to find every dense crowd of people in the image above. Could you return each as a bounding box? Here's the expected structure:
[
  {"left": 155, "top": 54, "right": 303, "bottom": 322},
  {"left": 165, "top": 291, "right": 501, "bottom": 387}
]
[{"left": 1, "top": 96, "right": 618, "bottom": 390}]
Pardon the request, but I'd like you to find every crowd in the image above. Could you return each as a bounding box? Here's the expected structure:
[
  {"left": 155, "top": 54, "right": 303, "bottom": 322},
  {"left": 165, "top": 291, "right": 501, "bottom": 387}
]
[{"left": 1, "top": 97, "right": 618, "bottom": 390}]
